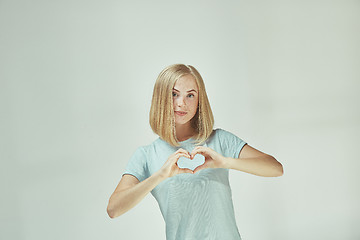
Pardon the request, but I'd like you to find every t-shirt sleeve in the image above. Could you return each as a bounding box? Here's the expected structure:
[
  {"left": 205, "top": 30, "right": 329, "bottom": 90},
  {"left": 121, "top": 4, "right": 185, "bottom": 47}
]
[
  {"left": 122, "top": 147, "right": 149, "bottom": 182},
  {"left": 218, "top": 129, "right": 247, "bottom": 159}
]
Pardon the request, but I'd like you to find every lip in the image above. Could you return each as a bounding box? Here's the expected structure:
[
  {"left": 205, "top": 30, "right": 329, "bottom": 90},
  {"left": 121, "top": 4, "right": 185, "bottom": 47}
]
[{"left": 175, "top": 111, "right": 187, "bottom": 116}]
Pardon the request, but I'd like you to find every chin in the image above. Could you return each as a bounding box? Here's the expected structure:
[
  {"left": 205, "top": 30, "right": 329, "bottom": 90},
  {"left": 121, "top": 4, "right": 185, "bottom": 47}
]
[
  {"left": 175, "top": 118, "right": 191, "bottom": 125},
  {"left": 174, "top": 114, "right": 196, "bottom": 126},
  {"left": 175, "top": 121, "right": 188, "bottom": 126}
]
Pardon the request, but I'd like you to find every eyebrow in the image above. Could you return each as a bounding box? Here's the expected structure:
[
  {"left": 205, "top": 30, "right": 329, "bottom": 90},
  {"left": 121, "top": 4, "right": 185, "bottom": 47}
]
[{"left": 172, "top": 88, "right": 198, "bottom": 93}]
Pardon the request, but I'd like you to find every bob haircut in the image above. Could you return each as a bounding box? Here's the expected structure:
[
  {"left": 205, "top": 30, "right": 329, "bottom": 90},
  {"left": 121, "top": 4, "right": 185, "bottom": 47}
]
[{"left": 149, "top": 64, "right": 214, "bottom": 147}]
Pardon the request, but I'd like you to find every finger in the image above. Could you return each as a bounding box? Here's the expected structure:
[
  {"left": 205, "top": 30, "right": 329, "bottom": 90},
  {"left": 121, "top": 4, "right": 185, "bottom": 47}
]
[
  {"left": 178, "top": 168, "right": 194, "bottom": 174},
  {"left": 171, "top": 149, "right": 189, "bottom": 158},
  {"left": 171, "top": 152, "right": 190, "bottom": 164},
  {"left": 176, "top": 148, "right": 191, "bottom": 157},
  {"left": 176, "top": 152, "right": 190, "bottom": 159},
  {"left": 193, "top": 163, "right": 208, "bottom": 173},
  {"left": 176, "top": 148, "right": 189, "bottom": 154},
  {"left": 191, "top": 147, "right": 207, "bottom": 158}
]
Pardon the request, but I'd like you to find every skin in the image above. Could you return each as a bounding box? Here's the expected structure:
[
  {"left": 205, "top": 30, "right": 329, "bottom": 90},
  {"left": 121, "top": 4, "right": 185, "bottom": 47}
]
[
  {"left": 106, "top": 74, "right": 283, "bottom": 219},
  {"left": 172, "top": 74, "right": 199, "bottom": 141}
]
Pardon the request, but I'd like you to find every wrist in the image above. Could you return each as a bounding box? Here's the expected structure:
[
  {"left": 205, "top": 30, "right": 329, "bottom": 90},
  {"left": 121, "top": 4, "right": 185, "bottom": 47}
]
[
  {"left": 222, "top": 157, "right": 233, "bottom": 169},
  {"left": 155, "top": 169, "right": 170, "bottom": 181}
]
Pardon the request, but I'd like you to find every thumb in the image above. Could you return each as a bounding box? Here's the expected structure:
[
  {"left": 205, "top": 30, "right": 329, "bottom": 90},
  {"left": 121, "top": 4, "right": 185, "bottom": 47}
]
[
  {"left": 179, "top": 168, "right": 194, "bottom": 174},
  {"left": 193, "top": 163, "right": 208, "bottom": 173}
]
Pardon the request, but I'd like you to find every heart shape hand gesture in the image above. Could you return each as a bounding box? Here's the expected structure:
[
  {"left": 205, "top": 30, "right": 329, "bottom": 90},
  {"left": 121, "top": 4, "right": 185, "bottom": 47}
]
[
  {"left": 159, "top": 148, "right": 194, "bottom": 178},
  {"left": 189, "top": 146, "right": 228, "bottom": 173},
  {"left": 158, "top": 147, "right": 228, "bottom": 179},
  {"left": 177, "top": 153, "right": 205, "bottom": 171}
]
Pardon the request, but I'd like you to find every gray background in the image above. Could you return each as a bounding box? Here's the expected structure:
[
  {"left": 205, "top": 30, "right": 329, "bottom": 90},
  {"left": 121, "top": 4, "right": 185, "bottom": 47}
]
[{"left": 1, "top": 0, "right": 359, "bottom": 239}]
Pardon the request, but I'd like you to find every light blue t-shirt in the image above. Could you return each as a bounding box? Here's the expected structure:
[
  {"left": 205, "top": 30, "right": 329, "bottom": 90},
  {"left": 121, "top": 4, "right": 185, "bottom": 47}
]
[{"left": 123, "top": 128, "right": 247, "bottom": 240}]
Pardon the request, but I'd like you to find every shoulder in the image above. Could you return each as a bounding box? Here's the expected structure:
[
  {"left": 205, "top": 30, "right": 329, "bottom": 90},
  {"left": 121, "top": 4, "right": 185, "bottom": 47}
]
[
  {"left": 134, "top": 137, "right": 166, "bottom": 154},
  {"left": 210, "top": 128, "right": 247, "bottom": 158},
  {"left": 128, "top": 139, "right": 159, "bottom": 166},
  {"left": 210, "top": 128, "right": 246, "bottom": 146},
  {"left": 212, "top": 128, "right": 239, "bottom": 139}
]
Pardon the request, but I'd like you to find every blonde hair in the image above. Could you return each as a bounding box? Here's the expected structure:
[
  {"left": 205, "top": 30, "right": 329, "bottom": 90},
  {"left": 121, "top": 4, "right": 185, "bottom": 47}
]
[{"left": 149, "top": 64, "right": 214, "bottom": 147}]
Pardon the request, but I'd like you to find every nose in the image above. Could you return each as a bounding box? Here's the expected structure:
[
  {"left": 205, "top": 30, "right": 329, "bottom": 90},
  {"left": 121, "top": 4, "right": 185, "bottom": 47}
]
[{"left": 175, "top": 96, "right": 185, "bottom": 107}]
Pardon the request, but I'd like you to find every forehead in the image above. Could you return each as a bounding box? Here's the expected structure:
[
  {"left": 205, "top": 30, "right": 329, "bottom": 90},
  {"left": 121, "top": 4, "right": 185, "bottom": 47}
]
[{"left": 173, "top": 74, "right": 198, "bottom": 90}]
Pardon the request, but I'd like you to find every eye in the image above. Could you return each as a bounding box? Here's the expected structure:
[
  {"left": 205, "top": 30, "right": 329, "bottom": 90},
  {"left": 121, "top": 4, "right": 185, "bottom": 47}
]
[
  {"left": 187, "top": 94, "right": 194, "bottom": 98},
  {"left": 172, "top": 92, "right": 178, "bottom": 97}
]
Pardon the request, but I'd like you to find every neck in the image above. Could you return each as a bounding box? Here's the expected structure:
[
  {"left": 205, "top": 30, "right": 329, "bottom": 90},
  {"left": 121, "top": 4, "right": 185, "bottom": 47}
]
[{"left": 175, "top": 122, "right": 196, "bottom": 142}]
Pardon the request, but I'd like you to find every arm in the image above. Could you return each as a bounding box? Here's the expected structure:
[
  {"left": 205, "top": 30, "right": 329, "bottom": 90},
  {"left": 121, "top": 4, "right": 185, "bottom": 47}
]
[
  {"left": 225, "top": 144, "right": 283, "bottom": 177},
  {"left": 191, "top": 144, "right": 283, "bottom": 177},
  {"left": 107, "top": 172, "right": 166, "bottom": 218},
  {"left": 107, "top": 148, "right": 193, "bottom": 218}
]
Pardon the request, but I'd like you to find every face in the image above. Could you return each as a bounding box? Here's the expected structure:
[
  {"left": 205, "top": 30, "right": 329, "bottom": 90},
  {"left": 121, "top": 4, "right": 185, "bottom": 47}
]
[{"left": 172, "top": 74, "right": 199, "bottom": 126}]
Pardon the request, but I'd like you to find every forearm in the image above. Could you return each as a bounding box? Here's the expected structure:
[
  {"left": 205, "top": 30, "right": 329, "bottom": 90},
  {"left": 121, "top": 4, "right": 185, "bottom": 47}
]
[
  {"left": 224, "top": 155, "right": 283, "bottom": 177},
  {"left": 107, "top": 171, "right": 166, "bottom": 218}
]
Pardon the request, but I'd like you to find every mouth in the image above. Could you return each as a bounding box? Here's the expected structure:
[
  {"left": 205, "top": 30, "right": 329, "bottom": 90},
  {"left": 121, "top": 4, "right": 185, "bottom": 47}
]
[{"left": 175, "top": 111, "right": 187, "bottom": 116}]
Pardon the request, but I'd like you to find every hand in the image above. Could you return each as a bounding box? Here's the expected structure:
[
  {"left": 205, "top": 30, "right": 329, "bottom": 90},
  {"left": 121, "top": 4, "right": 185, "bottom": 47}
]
[
  {"left": 158, "top": 148, "right": 194, "bottom": 178},
  {"left": 190, "top": 146, "right": 227, "bottom": 173}
]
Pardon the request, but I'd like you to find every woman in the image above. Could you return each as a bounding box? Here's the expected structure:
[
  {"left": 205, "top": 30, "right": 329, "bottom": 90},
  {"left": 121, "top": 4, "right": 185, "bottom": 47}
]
[{"left": 107, "top": 64, "right": 283, "bottom": 240}]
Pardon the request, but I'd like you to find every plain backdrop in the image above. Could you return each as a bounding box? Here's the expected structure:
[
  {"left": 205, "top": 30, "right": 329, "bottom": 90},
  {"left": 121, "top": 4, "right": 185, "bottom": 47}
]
[{"left": 1, "top": 0, "right": 359, "bottom": 239}]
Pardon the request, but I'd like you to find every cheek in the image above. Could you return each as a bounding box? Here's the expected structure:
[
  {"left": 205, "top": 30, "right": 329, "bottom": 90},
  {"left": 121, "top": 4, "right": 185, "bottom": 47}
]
[{"left": 190, "top": 99, "right": 199, "bottom": 112}]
